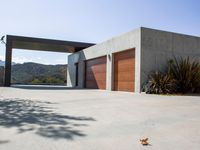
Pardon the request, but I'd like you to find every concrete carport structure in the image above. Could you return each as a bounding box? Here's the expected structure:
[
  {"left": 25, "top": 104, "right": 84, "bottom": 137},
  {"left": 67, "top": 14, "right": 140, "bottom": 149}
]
[
  {"left": 4, "top": 35, "right": 94, "bottom": 86},
  {"left": 67, "top": 27, "right": 200, "bottom": 93}
]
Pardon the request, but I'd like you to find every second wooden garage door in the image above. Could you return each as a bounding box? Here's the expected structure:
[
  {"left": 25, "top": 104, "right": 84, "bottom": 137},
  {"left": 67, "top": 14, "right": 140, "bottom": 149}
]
[
  {"left": 85, "top": 56, "right": 106, "bottom": 89},
  {"left": 114, "top": 49, "right": 135, "bottom": 92}
]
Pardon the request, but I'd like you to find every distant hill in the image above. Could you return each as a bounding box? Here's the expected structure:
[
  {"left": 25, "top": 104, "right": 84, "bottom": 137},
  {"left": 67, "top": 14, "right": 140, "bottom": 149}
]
[
  {"left": 0, "top": 62, "right": 67, "bottom": 85},
  {"left": 11, "top": 62, "right": 67, "bottom": 85},
  {"left": 0, "top": 60, "right": 5, "bottom": 66}
]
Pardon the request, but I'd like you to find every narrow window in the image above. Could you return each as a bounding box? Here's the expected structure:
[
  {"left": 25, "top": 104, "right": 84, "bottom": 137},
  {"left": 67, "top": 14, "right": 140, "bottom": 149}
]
[{"left": 75, "top": 63, "right": 78, "bottom": 86}]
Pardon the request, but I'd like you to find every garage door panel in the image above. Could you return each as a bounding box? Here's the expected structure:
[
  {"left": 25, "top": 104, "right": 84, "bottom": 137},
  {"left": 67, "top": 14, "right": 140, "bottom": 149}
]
[
  {"left": 86, "top": 80, "right": 106, "bottom": 89},
  {"left": 114, "top": 59, "right": 135, "bottom": 67},
  {"left": 86, "top": 72, "right": 106, "bottom": 81},
  {"left": 114, "top": 71, "right": 134, "bottom": 81},
  {"left": 87, "top": 59, "right": 106, "bottom": 66},
  {"left": 85, "top": 56, "right": 106, "bottom": 89},
  {"left": 86, "top": 81, "right": 97, "bottom": 89},
  {"left": 86, "top": 65, "right": 106, "bottom": 73},
  {"left": 114, "top": 50, "right": 135, "bottom": 60},
  {"left": 86, "top": 57, "right": 106, "bottom": 66},
  {"left": 114, "top": 49, "right": 135, "bottom": 92},
  {"left": 114, "top": 81, "right": 135, "bottom": 92},
  {"left": 115, "top": 66, "right": 135, "bottom": 72}
]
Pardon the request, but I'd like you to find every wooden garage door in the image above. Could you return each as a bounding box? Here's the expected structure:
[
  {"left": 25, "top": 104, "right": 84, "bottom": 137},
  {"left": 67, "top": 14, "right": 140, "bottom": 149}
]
[
  {"left": 114, "top": 49, "right": 135, "bottom": 92},
  {"left": 85, "top": 56, "right": 107, "bottom": 89}
]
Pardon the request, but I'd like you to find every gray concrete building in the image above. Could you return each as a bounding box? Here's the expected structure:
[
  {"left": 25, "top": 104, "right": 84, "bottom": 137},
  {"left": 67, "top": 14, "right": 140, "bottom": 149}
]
[{"left": 67, "top": 27, "right": 200, "bottom": 93}]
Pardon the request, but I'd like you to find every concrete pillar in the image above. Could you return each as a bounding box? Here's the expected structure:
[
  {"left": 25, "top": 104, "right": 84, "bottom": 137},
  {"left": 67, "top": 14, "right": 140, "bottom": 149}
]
[
  {"left": 106, "top": 54, "right": 113, "bottom": 90},
  {"left": 78, "top": 61, "right": 85, "bottom": 88},
  {"left": 4, "top": 38, "right": 12, "bottom": 87}
]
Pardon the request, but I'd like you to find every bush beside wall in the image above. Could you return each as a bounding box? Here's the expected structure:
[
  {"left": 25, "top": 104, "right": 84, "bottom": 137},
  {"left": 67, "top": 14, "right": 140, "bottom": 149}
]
[{"left": 144, "top": 57, "right": 200, "bottom": 94}]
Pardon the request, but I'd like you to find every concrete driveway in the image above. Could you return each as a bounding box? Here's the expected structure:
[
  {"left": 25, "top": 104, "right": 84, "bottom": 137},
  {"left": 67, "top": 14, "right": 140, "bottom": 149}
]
[{"left": 0, "top": 86, "right": 200, "bottom": 150}]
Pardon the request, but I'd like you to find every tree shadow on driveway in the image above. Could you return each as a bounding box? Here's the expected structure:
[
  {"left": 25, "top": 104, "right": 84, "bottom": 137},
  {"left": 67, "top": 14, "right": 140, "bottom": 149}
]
[{"left": 0, "top": 98, "right": 96, "bottom": 140}]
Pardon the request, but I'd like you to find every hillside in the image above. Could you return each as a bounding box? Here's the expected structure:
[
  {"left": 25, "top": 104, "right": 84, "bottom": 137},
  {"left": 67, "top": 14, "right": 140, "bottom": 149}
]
[
  {"left": 0, "top": 62, "right": 67, "bottom": 85},
  {"left": 11, "top": 62, "right": 67, "bottom": 85},
  {"left": 0, "top": 60, "right": 4, "bottom": 66}
]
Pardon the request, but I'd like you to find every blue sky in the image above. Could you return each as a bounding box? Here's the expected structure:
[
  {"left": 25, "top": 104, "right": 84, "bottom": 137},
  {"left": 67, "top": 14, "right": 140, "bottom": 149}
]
[{"left": 0, "top": 0, "right": 199, "bottom": 64}]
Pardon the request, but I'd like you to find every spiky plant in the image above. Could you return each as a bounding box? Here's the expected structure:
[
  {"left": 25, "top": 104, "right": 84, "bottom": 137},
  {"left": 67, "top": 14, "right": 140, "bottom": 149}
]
[
  {"left": 168, "top": 57, "right": 200, "bottom": 93},
  {"left": 145, "top": 71, "right": 177, "bottom": 94}
]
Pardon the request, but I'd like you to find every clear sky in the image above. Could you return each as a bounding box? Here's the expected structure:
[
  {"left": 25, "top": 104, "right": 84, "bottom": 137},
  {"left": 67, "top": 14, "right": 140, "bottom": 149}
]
[{"left": 0, "top": 0, "right": 199, "bottom": 64}]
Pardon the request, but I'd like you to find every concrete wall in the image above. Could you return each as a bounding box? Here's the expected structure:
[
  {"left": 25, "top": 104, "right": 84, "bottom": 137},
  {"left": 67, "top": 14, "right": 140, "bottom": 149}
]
[
  {"left": 67, "top": 27, "right": 200, "bottom": 93},
  {"left": 67, "top": 28, "right": 141, "bottom": 92},
  {"left": 141, "top": 27, "right": 200, "bottom": 88}
]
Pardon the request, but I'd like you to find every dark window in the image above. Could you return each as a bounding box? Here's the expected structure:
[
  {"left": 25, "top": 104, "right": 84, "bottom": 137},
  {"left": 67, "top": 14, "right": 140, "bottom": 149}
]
[{"left": 75, "top": 63, "right": 78, "bottom": 86}]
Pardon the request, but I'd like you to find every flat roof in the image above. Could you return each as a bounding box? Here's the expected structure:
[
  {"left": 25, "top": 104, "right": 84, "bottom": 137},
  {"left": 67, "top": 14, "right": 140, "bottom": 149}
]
[{"left": 7, "top": 35, "right": 95, "bottom": 53}]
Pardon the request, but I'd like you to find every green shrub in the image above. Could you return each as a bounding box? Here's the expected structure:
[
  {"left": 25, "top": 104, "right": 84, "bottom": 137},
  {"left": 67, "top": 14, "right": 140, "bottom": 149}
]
[
  {"left": 144, "top": 56, "right": 200, "bottom": 94},
  {"left": 44, "top": 76, "right": 63, "bottom": 84},
  {"left": 31, "top": 76, "right": 64, "bottom": 84},
  {"left": 169, "top": 57, "right": 200, "bottom": 93},
  {"left": 144, "top": 71, "right": 177, "bottom": 94},
  {"left": 31, "top": 78, "right": 41, "bottom": 84}
]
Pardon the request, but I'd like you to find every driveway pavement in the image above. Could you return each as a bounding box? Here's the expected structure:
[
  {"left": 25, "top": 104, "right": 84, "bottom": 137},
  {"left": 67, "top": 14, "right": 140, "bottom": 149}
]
[{"left": 0, "top": 86, "right": 200, "bottom": 150}]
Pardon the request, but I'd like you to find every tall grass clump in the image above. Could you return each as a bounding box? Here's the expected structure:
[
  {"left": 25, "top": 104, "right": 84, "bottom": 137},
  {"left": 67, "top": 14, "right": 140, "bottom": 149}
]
[
  {"left": 144, "top": 56, "right": 200, "bottom": 94},
  {"left": 169, "top": 57, "right": 200, "bottom": 93},
  {"left": 145, "top": 71, "right": 177, "bottom": 94}
]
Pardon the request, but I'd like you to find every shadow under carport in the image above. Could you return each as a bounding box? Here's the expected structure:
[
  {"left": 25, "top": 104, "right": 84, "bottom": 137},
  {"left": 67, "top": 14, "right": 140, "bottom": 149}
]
[{"left": 10, "top": 84, "right": 86, "bottom": 90}]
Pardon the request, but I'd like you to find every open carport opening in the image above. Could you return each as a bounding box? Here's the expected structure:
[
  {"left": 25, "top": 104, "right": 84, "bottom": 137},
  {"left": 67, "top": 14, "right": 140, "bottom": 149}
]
[
  {"left": 11, "top": 49, "right": 69, "bottom": 86},
  {"left": 4, "top": 35, "right": 95, "bottom": 87}
]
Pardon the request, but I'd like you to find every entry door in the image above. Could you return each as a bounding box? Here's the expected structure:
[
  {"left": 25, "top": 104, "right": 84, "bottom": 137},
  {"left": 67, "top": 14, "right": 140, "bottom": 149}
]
[{"left": 114, "top": 49, "right": 135, "bottom": 92}]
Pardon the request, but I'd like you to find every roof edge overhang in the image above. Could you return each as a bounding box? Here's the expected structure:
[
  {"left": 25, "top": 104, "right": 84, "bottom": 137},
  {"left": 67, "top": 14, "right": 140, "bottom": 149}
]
[{"left": 6, "top": 35, "right": 95, "bottom": 53}]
